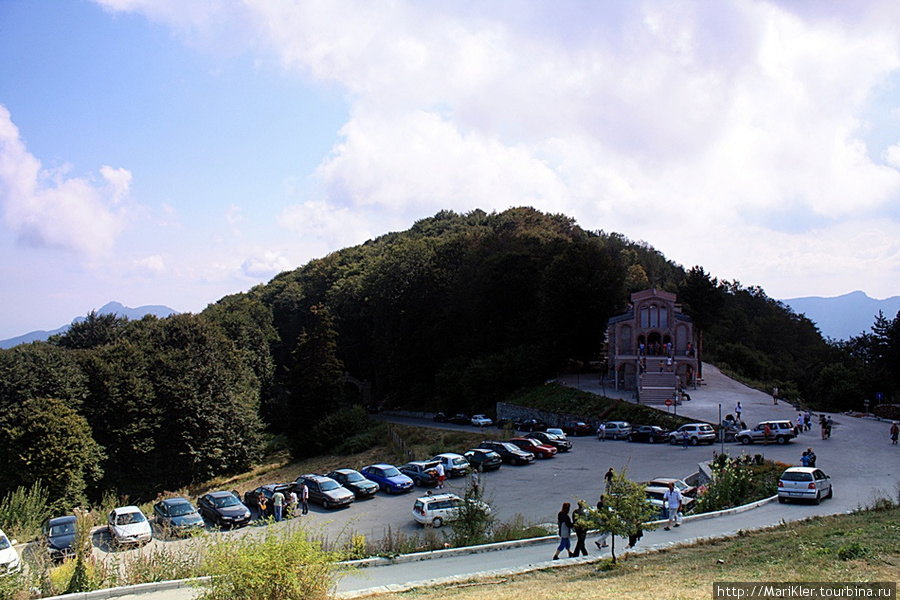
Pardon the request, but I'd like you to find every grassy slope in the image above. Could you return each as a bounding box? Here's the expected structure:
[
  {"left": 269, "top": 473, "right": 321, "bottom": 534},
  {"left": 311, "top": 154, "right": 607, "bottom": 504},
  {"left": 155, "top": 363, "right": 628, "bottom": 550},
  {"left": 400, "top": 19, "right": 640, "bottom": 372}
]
[{"left": 365, "top": 504, "right": 900, "bottom": 600}]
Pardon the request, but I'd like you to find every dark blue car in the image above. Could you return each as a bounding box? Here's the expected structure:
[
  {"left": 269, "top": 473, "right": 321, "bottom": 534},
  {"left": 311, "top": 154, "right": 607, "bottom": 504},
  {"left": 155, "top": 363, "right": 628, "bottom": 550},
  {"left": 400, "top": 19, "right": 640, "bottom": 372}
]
[
  {"left": 360, "top": 463, "right": 414, "bottom": 493},
  {"left": 43, "top": 516, "right": 77, "bottom": 561}
]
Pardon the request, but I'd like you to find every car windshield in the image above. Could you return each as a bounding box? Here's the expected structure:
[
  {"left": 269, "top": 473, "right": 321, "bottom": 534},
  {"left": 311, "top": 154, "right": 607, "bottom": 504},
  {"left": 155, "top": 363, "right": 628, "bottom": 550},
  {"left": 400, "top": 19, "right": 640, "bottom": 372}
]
[
  {"left": 781, "top": 471, "right": 813, "bottom": 481},
  {"left": 319, "top": 480, "right": 340, "bottom": 491},
  {"left": 116, "top": 512, "right": 145, "bottom": 525},
  {"left": 50, "top": 522, "right": 76, "bottom": 536},
  {"left": 168, "top": 503, "right": 196, "bottom": 517},
  {"left": 500, "top": 443, "right": 518, "bottom": 451},
  {"left": 382, "top": 467, "right": 401, "bottom": 477},
  {"left": 451, "top": 457, "right": 468, "bottom": 467},
  {"left": 214, "top": 495, "right": 240, "bottom": 508},
  {"left": 343, "top": 472, "right": 364, "bottom": 483},
  {"left": 0, "top": 535, "right": 10, "bottom": 550}
]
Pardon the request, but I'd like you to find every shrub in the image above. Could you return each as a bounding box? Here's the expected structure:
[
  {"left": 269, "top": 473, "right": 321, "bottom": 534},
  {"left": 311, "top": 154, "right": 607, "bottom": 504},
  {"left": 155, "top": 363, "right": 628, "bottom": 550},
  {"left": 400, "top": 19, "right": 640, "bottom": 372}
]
[
  {"left": 197, "top": 523, "right": 344, "bottom": 600},
  {"left": 449, "top": 480, "right": 494, "bottom": 547},
  {"left": 0, "top": 481, "right": 51, "bottom": 541}
]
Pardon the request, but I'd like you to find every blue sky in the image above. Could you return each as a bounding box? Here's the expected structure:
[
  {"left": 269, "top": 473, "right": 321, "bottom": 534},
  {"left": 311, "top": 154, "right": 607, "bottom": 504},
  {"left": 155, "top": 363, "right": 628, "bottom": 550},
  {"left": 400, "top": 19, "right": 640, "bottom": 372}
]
[{"left": 2, "top": 0, "right": 900, "bottom": 339}]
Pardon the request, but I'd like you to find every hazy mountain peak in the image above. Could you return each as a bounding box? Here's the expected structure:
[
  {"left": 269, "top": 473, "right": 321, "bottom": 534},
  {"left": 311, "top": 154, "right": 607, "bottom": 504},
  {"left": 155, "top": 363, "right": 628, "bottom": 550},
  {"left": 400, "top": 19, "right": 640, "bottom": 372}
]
[{"left": 782, "top": 292, "right": 900, "bottom": 341}]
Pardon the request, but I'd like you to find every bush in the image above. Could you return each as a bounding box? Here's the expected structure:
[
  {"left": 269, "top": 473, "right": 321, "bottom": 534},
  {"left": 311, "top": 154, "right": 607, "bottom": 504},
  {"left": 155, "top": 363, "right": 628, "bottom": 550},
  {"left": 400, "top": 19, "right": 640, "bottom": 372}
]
[
  {"left": 0, "top": 481, "right": 51, "bottom": 541},
  {"left": 197, "top": 523, "right": 344, "bottom": 600},
  {"left": 697, "top": 454, "right": 783, "bottom": 513},
  {"left": 449, "top": 480, "right": 494, "bottom": 547}
]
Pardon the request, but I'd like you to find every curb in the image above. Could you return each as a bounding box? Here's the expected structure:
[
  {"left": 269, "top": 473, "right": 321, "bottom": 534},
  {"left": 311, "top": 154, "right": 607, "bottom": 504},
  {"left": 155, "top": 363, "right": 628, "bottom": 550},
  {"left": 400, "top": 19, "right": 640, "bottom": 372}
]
[{"left": 40, "top": 577, "right": 210, "bottom": 600}]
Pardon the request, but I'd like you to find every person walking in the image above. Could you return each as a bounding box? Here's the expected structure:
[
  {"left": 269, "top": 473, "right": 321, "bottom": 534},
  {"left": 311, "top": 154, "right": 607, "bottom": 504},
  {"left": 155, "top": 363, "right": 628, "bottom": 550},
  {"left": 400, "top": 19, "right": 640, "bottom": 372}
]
[
  {"left": 806, "top": 447, "right": 816, "bottom": 467},
  {"left": 662, "top": 482, "right": 683, "bottom": 531},
  {"left": 682, "top": 429, "right": 689, "bottom": 449},
  {"left": 598, "top": 422, "right": 606, "bottom": 441},
  {"left": 289, "top": 489, "right": 299, "bottom": 517},
  {"left": 891, "top": 422, "right": 899, "bottom": 445},
  {"left": 300, "top": 481, "right": 309, "bottom": 515},
  {"left": 470, "top": 468, "right": 481, "bottom": 495},
  {"left": 594, "top": 495, "right": 610, "bottom": 550},
  {"left": 604, "top": 467, "right": 614, "bottom": 491},
  {"left": 571, "top": 500, "right": 589, "bottom": 557},
  {"left": 735, "top": 402, "right": 742, "bottom": 423},
  {"left": 825, "top": 416, "right": 833, "bottom": 439},
  {"left": 435, "top": 462, "right": 446, "bottom": 489},
  {"left": 763, "top": 423, "right": 771, "bottom": 446},
  {"left": 820, "top": 414, "right": 828, "bottom": 440},
  {"left": 272, "top": 489, "right": 285, "bottom": 522},
  {"left": 626, "top": 520, "right": 643, "bottom": 549},
  {"left": 772, "top": 386, "right": 779, "bottom": 405},
  {"left": 552, "top": 502, "right": 573, "bottom": 560}
]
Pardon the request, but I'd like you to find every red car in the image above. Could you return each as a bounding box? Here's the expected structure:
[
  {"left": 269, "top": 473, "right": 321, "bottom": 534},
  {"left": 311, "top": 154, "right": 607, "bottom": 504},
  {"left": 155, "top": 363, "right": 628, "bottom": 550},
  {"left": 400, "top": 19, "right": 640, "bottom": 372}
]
[
  {"left": 510, "top": 437, "right": 557, "bottom": 459},
  {"left": 562, "top": 421, "right": 594, "bottom": 436}
]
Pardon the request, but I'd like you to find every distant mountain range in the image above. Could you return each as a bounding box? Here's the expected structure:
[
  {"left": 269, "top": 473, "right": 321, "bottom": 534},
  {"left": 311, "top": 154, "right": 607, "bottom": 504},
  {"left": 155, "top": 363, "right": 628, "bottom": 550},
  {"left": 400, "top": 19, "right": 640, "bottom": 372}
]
[
  {"left": 781, "top": 291, "right": 900, "bottom": 341},
  {"left": 0, "top": 301, "right": 178, "bottom": 349}
]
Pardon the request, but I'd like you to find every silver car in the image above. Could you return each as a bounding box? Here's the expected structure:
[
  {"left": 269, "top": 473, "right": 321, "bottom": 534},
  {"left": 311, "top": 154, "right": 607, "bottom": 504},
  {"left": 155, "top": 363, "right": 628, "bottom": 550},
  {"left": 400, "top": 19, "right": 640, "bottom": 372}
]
[
  {"left": 602, "top": 421, "right": 632, "bottom": 440},
  {"left": 777, "top": 467, "right": 833, "bottom": 504},
  {"left": 668, "top": 423, "right": 716, "bottom": 445}
]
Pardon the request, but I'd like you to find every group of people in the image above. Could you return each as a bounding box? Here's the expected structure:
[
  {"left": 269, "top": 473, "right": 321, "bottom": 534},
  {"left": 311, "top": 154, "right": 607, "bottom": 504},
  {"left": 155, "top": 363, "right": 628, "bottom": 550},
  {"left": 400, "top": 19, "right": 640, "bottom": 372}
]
[
  {"left": 800, "top": 447, "right": 817, "bottom": 467},
  {"left": 254, "top": 484, "right": 309, "bottom": 523}
]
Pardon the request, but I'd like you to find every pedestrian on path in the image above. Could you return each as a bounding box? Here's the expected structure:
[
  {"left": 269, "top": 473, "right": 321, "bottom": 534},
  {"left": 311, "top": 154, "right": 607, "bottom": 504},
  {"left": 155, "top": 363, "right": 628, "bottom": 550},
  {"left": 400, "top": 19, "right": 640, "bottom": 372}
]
[
  {"left": 300, "top": 481, "right": 309, "bottom": 515},
  {"left": 435, "top": 462, "right": 446, "bottom": 489},
  {"left": 604, "top": 467, "right": 614, "bottom": 491},
  {"left": 272, "top": 489, "right": 285, "bottom": 522},
  {"left": 891, "top": 422, "right": 899, "bottom": 445},
  {"left": 552, "top": 502, "right": 573, "bottom": 560},
  {"left": 594, "top": 495, "right": 610, "bottom": 550},
  {"left": 663, "top": 482, "right": 683, "bottom": 530},
  {"left": 772, "top": 386, "right": 779, "bottom": 405},
  {"left": 820, "top": 414, "right": 827, "bottom": 440},
  {"left": 598, "top": 422, "right": 606, "bottom": 441},
  {"left": 571, "top": 500, "right": 589, "bottom": 557},
  {"left": 735, "top": 402, "right": 742, "bottom": 422},
  {"left": 289, "top": 490, "right": 298, "bottom": 517},
  {"left": 682, "top": 429, "right": 689, "bottom": 449}
]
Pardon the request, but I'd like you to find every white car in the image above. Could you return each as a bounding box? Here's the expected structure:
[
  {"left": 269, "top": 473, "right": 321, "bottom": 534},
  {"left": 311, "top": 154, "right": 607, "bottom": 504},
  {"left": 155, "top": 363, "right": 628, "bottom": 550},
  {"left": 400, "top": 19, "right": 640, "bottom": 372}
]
[
  {"left": 471, "top": 414, "right": 493, "bottom": 427},
  {"left": 431, "top": 452, "right": 470, "bottom": 477},
  {"left": 777, "top": 467, "right": 833, "bottom": 504},
  {"left": 412, "top": 492, "right": 490, "bottom": 527},
  {"left": 0, "top": 528, "right": 21, "bottom": 575},
  {"left": 108, "top": 506, "right": 152, "bottom": 546}
]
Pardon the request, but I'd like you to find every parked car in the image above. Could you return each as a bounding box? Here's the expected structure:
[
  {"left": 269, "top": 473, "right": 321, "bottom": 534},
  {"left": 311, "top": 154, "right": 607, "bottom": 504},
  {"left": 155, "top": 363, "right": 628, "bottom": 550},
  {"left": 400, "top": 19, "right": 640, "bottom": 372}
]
[
  {"left": 602, "top": 421, "right": 633, "bottom": 440},
  {"left": 777, "top": 467, "right": 833, "bottom": 504},
  {"left": 361, "top": 463, "right": 415, "bottom": 493},
  {"left": 295, "top": 474, "right": 356, "bottom": 509},
  {"left": 628, "top": 425, "right": 669, "bottom": 443},
  {"left": 463, "top": 448, "right": 503, "bottom": 471},
  {"left": 644, "top": 486, "right": 695, "bottom": 518},
  {"left": 525, "top": 430, "right": 572, "bottom": 452},
  {"left": 327, "top": 468, "right": 380, "bottom": 499},
  {"left": 494, "top": 418, "right": 513, "bottom": 429},
  {"left": 153, "top": 497, "right": 205, "bottom": 535},
  {"left": 0, "top": 528, "right": 20, "bottom": 575},
  {"left": 471, "top": 414, "right": 493, "bottom": 427},
  {"left": 412, "top": 492, "right": 491, "bottom": 528},
  {"left": 243, "top": 483, "right": 294, "bottom": 517},
  {"left": 514, "top": 418, "right": 548, "bottom": 432},
  {"left": 477, "top": 440, "right": 535, "bottom": 465},
  {"left": 646, "top": 478, "right": 697, "bottom": 498},
  {"left": 43, "top": 515, "right": 77, "bottom": 561},
  {"left": 448, "top": 413, "right": 472, "bottom": 425},
  {"left": 510, "top": 437, "right": 558, "bottom": 459},
  {"left": 431, "top": 453, "right": 471, "bottom": 477},
  {"left": 737, "top": 420, "right": 797, "bottom": 445},
  {"left": 433, "top": 412, "right": 447, "bottom": 422},
  {"left": 546, "top": 427, "right": 565, "bottom": 437},
  {"left": 198, "top": 491, "right": 252, "bottom": 528},
  {"left": 668, "top": 423, "right": 717, "bottom": 446},
  {"left": 107, "top": 506, "right": 152, "bottom": 546},
  {"left": 398, "top": 461, "right": 440, "bottom": 487},
  {"left": 562, "top": 421, "right": 594, "bottom": 436}
]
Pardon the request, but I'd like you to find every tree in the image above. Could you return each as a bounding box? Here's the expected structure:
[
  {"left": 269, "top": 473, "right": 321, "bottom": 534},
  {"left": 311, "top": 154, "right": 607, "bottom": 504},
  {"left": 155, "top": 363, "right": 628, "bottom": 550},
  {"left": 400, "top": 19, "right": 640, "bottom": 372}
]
[
  {"left": 55, "top": 311, "right": 127, "bottom": 350},
  {"left": 0, "top": 396, "right": 103, "bottom": 509},
  {"left": 576, "top": 468, "right": 658, "bottom": 563}
]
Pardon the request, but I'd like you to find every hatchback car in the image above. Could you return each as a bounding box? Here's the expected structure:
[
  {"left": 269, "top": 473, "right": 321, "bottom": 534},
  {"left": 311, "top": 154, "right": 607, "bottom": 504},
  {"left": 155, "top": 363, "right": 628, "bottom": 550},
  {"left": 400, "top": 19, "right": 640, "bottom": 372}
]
[
  {"left": 602, "top": 421, "right": 632, "bottom": 440},
  {"left": 398, "top": 461, "right": 440, "bottom": 487},
  {"left": 647, "top": 478, "right": 697, "bottom": 497},
  {"left": 295, "top": 475, "right": 355, "bottom": 509},
  {"left": 327, "top": 468, "right": 380, "bottom": 499},
  {"left": 628, "top": 425, "right": 669, "bottom": 443},
  {"left": 361, "top": 463, "right": 415, "bottom": 493},
  {"left": 777, "top": 467, "right": 833, "bottom": 504},
  {"left": 198, "top": 491, "right": 252, "bottom": 528},
  {"left": 153, "top": 497, "right": 204, "bottom": 535},
  {"left": 562, "top": 421, "right": 594, "bottom": 436},
  {"left": 243, "top": 483, "right": 294, "bottom": 517},
  {"left": 737, "top": 420, "right": 797, "bottom": 445},
  {"left": 448, "top": 413, "right": 472, "bottom": 425},
  {"left": 107, "top": 506, "right": 152, "bottom": 546},
  {"left": 471, "top": 414, "right": 493, "bottom": 427},
  {"left": 525, "top": 430, "right": 572, "bottom": 452},
  {"left": 431, "top": 453, "right": 471, "bottom": 477},
  {"left": 412, "top": 492, "right": 491, "bottom": 528},
  {"left": 0, "top": 528, "right": 20, "bottom": 575},
  {"left": 514, "top": 418, "right": 548, "bottom": 432},
  {"left": 644, "top": 486, "right": 695, "bottom": 517},
  {"left": 43, "top": 515, "right": 77, "bottom": 561},
  {"left": 477, "top": 440, "right": 534, "bottom": 465},
  {"left": 510, "top": 437, "right": 557, "bottom": 459},
  {"left": 463, "top": 448, "right": 503, "bottom": 471},
  {"left": 668, "top": 423, "right": 717, "bottom": 445}
]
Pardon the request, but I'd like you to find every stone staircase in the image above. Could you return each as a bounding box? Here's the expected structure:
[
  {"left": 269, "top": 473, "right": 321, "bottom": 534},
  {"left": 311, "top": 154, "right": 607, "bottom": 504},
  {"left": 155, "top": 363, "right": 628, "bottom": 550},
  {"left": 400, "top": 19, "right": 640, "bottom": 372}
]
[{"left": 639, "top": 371, "right": 677, "bottom": 405}]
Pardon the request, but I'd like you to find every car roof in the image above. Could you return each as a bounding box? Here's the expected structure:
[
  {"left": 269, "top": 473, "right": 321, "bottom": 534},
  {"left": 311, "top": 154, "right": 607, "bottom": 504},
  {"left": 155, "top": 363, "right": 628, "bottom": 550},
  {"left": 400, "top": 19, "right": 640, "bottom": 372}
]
[
  {"left": 368, "top": 463, "right": 395, "bottom": 469},
  {"left": 49, "top": 515, "right": 78, "bottom": 525},
  {"left": 208, "top": 490, "right": 235, "bottom": 498},
  {"left": 783, "top": 466, "right": 819, "bottom": 474},
  {"left": 434, "top": 452, "right": 465, "bottom": 459},
  {"left": 417, "top": 493, "right": 460, "bottom": 502},
  {"left": 160, "top": 497, "right": 192, "bottom": 506},
  {"left": 113, "top": 505, "right": 142, "bottom": 514},
  {"left": 332, "top": 468, "right": 356, "bottom": 474}
]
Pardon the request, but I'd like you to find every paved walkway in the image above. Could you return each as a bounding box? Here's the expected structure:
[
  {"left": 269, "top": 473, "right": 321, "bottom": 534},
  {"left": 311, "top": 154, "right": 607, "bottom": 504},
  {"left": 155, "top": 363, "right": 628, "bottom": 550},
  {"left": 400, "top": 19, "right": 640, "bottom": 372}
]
[{"left": 50, "top": 363, "right": 899, "bottom": 599}]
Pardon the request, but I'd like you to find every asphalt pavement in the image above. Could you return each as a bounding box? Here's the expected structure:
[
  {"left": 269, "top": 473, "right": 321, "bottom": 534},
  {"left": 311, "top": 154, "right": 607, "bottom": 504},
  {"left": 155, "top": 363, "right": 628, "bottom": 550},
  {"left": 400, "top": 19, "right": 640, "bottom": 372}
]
[{"left": 45, "top": 363, "right": 900, "bottom": 599}]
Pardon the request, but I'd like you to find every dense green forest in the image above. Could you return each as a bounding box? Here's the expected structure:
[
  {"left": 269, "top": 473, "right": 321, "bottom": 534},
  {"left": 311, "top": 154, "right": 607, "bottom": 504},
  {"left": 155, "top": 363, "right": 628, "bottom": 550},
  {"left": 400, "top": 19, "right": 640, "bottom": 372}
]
[{"left": 1, "top": 207, "right": 897, "bottom": 506}]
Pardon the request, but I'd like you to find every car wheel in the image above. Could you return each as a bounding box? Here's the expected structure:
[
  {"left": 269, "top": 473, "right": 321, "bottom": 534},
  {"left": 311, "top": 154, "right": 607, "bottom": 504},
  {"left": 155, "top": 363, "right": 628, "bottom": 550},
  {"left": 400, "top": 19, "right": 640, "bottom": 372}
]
[
  {"left": 739, "top": 436, "right": 751, "bottom": 445},
  {"left": 778, "top": 496, "right": 786, "bottom": 504},
  {"left": 776, "top": 436, "right": 787, "bottom": 445},
  {"left": 690, "top": 437, "right": 699, "bottom": 446},
  {"left": 826, "top": 486, "right": 833, "bottom": 499},
  {"left": 627, "top": 434, "right": 634, "bottom": 442},
  {"left": 432, "top": 517, "right": 443, "bottom": 528},
  {"left": 649, "top": 436, "right": 655, "bottom": 444},
  {"left": 669, "top": 437, "right": 677, "bottom": 445},
  {"left": 814, "top": 491, "right": 821, "bottom": 505}
]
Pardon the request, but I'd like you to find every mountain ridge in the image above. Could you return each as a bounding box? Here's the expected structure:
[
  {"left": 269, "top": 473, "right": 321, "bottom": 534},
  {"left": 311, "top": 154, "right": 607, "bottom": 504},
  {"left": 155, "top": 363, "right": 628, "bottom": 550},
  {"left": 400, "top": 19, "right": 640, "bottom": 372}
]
[
  {"left": 0, "top": 301, "right": 178, "bottom": 349},
  {"left": 781, "top": 290, "right": 900, "bottom": 341}
]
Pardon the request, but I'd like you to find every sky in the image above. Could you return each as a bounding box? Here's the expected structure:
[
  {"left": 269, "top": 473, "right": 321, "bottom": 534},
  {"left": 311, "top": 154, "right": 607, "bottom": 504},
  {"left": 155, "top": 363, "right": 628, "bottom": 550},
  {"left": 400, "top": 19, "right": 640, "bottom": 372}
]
[{"left": 2, "top": 1, "right": 900, "bottom": 340}]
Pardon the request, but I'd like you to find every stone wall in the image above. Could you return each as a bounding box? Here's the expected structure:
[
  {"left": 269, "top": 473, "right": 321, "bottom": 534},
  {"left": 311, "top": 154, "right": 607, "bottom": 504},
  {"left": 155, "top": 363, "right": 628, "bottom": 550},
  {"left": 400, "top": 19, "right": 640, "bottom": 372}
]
[{"left": 496, "top": 401, "right": 601, "bottom": 431}]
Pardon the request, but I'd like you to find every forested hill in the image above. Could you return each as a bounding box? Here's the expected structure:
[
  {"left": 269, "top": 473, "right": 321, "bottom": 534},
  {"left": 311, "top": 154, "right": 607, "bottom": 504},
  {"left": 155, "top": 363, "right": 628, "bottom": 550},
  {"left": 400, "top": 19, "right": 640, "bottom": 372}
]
[{"left": 1, "top": 207, "right": 896, "bottom": 506}]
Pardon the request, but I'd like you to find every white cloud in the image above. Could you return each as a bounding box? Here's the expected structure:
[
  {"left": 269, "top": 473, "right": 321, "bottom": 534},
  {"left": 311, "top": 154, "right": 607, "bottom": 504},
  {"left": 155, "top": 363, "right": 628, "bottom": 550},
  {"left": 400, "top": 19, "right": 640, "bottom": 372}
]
[
  {"left": 132, "top": 254, "right": 166, "bottom": 275},
  {"left": 93, "top": 0, "right": 900, "bottom": 298},
  {"left": 0, "top": 104, "right": 132, "bottom": 257},
  {"left": 240, "top": 250, "right": 293, "bottom": 279}
]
